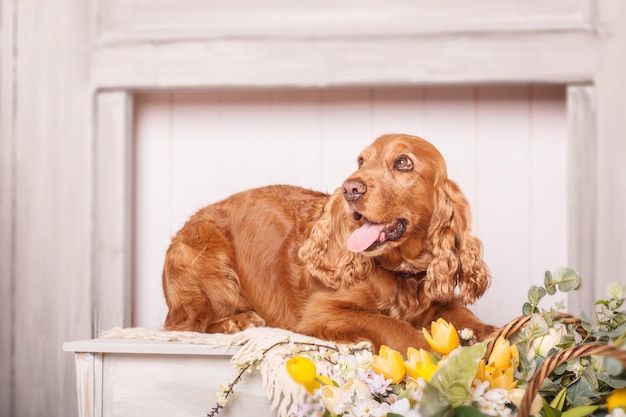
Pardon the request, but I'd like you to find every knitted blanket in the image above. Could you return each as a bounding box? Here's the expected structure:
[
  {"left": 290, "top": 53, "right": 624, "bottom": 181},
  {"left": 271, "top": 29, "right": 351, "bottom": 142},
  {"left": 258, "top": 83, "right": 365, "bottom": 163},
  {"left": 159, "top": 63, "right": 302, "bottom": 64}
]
[{"left": 99, "top": 326, "right": 371, "bottom": 417}]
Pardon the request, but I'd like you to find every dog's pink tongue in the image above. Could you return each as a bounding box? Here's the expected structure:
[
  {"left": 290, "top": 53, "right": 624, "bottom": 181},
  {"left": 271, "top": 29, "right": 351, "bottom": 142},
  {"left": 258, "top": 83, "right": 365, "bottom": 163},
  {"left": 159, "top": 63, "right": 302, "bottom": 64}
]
[{"left": 347, "top": 221, "right": 385, "bottom": 252}]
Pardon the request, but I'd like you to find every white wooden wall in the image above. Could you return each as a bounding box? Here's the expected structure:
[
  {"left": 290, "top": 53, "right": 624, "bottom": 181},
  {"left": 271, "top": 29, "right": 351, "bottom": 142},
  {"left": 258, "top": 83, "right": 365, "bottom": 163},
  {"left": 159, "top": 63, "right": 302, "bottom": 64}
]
[
  {"left": 133, "top": 85, "right": 566, "bottom": 329},
  {"left": 3, "top": 1, "right": 626, "bottom": 416}
]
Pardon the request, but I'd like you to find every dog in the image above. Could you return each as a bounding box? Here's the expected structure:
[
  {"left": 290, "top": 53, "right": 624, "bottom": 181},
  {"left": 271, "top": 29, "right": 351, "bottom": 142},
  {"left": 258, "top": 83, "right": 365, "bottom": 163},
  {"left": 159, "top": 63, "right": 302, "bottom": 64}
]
[{"left": 162, "top": 133, "right": 496, "bottom": 352}]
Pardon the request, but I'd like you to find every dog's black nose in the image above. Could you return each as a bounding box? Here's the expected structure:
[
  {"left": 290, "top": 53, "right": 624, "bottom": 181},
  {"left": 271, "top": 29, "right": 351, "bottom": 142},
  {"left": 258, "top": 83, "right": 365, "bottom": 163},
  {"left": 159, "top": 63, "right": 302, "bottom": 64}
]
[{"left": 342, "top": 180, "right": 367, "bottom": 201}]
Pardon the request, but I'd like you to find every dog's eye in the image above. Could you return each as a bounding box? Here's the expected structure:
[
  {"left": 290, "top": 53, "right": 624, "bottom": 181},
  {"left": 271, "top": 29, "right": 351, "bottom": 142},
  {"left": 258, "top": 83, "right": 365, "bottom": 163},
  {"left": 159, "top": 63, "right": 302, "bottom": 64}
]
[
  {"left": 357, "top": 157, "right": 364, "bottom": 167},
  {"left": 394, "top": 156, "right": 413, "bottom": 171}
]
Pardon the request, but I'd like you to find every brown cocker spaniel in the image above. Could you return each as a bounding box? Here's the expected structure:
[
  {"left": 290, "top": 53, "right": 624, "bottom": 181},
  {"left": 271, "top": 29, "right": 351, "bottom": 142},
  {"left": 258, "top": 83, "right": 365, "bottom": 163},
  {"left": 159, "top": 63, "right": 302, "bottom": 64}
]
[{"left": 162, "top": 133, "right": 496, "bottom": 352}]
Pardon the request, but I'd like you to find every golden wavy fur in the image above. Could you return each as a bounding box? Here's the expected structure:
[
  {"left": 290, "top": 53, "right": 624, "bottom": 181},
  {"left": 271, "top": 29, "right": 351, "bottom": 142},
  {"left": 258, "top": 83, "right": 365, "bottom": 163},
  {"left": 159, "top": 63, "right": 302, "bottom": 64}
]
[{"left": 162, "top": 134, "right": 496, "bottom": 352}]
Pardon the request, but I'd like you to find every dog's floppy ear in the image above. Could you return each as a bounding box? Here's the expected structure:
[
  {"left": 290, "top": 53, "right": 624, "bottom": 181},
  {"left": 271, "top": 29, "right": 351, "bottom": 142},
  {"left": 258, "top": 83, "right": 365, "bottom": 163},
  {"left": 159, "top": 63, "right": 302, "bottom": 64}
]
[
  {"left": 424, "top": 179, "right": 490, "bottom": 304},
  {"left": 298, "top": 189, "right": 375, "bottom": 289}
]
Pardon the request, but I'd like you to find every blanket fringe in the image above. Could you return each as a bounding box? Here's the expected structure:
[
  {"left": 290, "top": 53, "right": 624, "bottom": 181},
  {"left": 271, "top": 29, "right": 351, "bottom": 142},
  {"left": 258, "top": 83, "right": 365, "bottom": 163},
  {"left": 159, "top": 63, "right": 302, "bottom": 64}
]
[{"left": 99, "top": 327, "right": 370, "bottom": 417}]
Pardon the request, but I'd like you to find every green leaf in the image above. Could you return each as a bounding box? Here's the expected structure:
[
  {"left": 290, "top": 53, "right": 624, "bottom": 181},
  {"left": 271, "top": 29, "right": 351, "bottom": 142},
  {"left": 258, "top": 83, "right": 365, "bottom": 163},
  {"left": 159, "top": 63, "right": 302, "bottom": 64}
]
[
  {"left": 542, "top": 398, "right": 562, "bottom": 417},
  {"left": 523, "top": 314, "right": 549, "bottom": 340},
  {"left": 598, "top": 372, "right": 626, "bottom": 389},
  {"left": 561, "top": 405, "right": 599, "bottom": 417},
  {"left": 550, "top": 388, "right": 567, "bottom": 410},
  {"left": 429, "top": 342, "right": 487, "bottom": 407},
  {"left": 420, "top": 387, "right": 452, "bottom": 417},
  {"left": 453, "top": 405, "right": 491, "bottom": 417},
  {"left": 528, "top": 285, "right": 547, "bottom": 306},
  {"left": 522, "top": 302, "right": 535, "bottom": 315},
  {"left": 545, "top": 270, "right": 557, "bottom": 295},
  {"left": 552, "top": 268, "right": 582, "bottom": 292},
  {"left": 603, "top": 356, "right": 624, "bottom": 376}
]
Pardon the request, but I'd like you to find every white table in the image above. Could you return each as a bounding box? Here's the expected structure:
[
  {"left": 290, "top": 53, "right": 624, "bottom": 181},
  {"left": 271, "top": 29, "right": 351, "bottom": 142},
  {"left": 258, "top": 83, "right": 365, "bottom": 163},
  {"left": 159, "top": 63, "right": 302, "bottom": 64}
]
[{"left": 63, "top": 338, "right": 273, "bottom": 417}]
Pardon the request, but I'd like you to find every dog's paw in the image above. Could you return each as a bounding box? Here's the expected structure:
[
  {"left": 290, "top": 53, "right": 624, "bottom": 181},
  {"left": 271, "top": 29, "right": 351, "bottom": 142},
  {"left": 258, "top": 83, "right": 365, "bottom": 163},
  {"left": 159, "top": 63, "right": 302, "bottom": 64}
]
[{"left": 213, "top": 311, "right": 267, "bottom": 333}]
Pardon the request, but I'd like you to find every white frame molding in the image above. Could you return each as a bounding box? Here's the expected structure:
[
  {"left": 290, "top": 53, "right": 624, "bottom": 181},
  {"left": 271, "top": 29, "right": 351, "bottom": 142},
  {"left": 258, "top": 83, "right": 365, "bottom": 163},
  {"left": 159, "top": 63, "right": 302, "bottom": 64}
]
[
  {"left": 3, "top": 0, "right": 626, "bottom": 415},
  {"left": 90, "top": 1, "right": 620, "bottom": 335}
]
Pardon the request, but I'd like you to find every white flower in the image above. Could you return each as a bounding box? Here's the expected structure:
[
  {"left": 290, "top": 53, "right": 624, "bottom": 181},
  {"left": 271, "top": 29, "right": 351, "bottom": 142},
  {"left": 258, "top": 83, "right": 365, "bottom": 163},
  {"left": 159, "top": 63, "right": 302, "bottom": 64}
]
[
  {"left": 609, "top": 407, "right": 626, "bottom": 417},
  {"left": 460, "top": 328, "right": 475, "bottom": 341},
  {"left": 351, "top": 398, "right": 388, "bottom": 417},
  {"left": 388, "top": 397, "right": 411, "bottom": 415},
  {"left": 334, "top": 350, "right": 373, "bottom": 384},
  {"left": 357, "top": 368, "right": 391, "bottom": 396},
  {"left": 288, "top": 402, "right": 325, "bottom": 417},
  {"left": 408, "top": 377, "right": 427, "bottom": 402},
  {"left": 470, "top": 379, "right": 511, "bottom": 416},
  {"left": 528, "top": 325, "right": 564, "bottom": 359}
]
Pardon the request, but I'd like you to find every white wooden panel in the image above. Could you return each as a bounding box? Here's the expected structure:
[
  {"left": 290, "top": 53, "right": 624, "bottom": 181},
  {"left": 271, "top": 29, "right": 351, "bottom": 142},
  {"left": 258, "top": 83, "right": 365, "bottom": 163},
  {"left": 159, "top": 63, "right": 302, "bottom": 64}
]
[
  {"left": 594, "top": 0, "right": 626, "bottom": 301},
  {"left": 133, "top": 93, "right": 174, "bottom": 328},
  {"left": 472, "top": 86, "right": 534, "bottom": 321},
  {"left": 93, "top": 33, "right": 598, "bottom": 90},
  {"left": 9, "top": 0, "right": 94, "bottom": 415},
  {"left": 566, "top": 86, "right": 597, "bottom": 317},
  {"left": 133, "top": 86, "right": 567, "bottom": 329},
  {"left": 318, "top": 89, "right": 373, "bottom": 188},
  {"left": 101, "top": 354, "right": 271, "bottom": 417},
  {"left": 528, "top": 86, "right": 568, "bottom": 299},
  {"left": 95, "top": 92, "right": 134, "bottom": 333},
  {"left": 96, "top": 0, "right": 593, "bottom": 44},
  {"left": 0, "top": 0, "right": 16, "bottom": 413},
  {"left": 421, "top": 86, "right": 477, "bottom": 206}
]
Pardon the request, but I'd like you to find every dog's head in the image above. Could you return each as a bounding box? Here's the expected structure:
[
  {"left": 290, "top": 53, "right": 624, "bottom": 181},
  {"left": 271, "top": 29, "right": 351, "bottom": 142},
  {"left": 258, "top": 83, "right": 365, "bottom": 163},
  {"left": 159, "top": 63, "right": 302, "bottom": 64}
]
[
  {"left": 342, "top": 133, "right": 490, "bottom": 303},
  {"left": 300, "top": 133, "right": 490, "bottom": 304}
]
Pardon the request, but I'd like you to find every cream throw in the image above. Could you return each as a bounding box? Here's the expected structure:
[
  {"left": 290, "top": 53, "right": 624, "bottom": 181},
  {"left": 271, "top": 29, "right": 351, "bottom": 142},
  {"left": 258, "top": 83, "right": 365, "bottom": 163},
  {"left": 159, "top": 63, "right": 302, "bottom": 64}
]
[{"left": 99, "top": 326, "right": 371, "bottom": 417}]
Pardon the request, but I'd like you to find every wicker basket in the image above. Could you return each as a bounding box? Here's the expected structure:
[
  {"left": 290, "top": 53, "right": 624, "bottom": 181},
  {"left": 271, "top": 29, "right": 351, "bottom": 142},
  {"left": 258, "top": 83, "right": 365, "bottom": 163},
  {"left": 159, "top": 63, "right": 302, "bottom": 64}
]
[
  {"left": 517, "top": 343, "right": 626, "bottom": 417},
  {"left": 484, "top": 314, "right": 626, "bottom": 417}
]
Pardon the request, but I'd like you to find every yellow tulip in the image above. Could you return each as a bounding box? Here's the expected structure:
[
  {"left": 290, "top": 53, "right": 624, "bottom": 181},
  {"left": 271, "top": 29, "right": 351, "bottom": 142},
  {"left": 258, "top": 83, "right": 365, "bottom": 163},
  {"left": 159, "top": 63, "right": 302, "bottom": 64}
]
[
  {"left": 286, "top": 356, "right": 320, "bottom": 394},
  {"left": 422, "top": 318, "right": 460, "bottom": 355},
  {"left": 607, "top": 388, "right": 626, "bottom": 412},
  {"left": 406, "top": 347, "right": 436, "bottom": 364},
  {"left": 476, "top": 360, "right": 517, "bottom": 390},
  {"left": 405, "top": 347, "right": 439, "bottom": 382},
  {"left": 371, "top": 345, "right": 407, "bottom": 384},
  {"left": 488, "top": 337, "right": 519, "bottom": 370},
  {"left": 409, "top": 361, "right": 439, "bottom": 382}
]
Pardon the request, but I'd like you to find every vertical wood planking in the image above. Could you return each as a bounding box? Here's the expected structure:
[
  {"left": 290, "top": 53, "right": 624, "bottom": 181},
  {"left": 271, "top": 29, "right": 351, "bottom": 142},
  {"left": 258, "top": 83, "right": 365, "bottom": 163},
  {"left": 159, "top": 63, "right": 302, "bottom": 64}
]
[
  {"left": 319, "top": 89, "right": 374, "bottom": 188},
  {"left": 94, "top": 92, "right": 134, "bottom": 333},
  {"left": 472, "top": 86, "right": 533, "bottom": 323},
  {"left": 421, "top": 86, "right": 477, "bottom": 207},
  {"left": 133, "top": 86, "right": 567, "bottom": 328},
  {"left": 566, "top": 86, "right": 597, "bottom": 317},
  {"left": 12, "top": 0, "right": 93, "bottom": 415},
  {"left": 528, "top": 86, "right": 568, "bottom": 305},
  {"left": 133, "top": 92, "right": 174, "bottom": 328},
  {"left": 594, "top": 0, "right": 626, "bottom": 304},
  {"left": 0, "top": 0, "right": 16, "bottom": 413}
]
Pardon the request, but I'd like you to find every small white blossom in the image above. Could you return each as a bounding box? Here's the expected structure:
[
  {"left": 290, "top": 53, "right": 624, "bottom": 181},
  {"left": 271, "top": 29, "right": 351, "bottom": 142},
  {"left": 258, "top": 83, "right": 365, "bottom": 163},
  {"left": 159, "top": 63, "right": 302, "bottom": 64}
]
[
  {"left": 216, "top": 392, "right": 228, "bottom": 407},
  {"left": 609, "top": 408, "right": 626, "bottom": 417},
  {"left": 351, "top": 398, "right": 388, "bottom": 417},
  {"left": 357, "top": 368, "right": 392, "bottom": 395},
  {"left": 389, "top": 397, "right": 411, "bottom": 415},
  {"left": 288, "top": 401, "right": 325, "bottom": 417},
  {"left": 470, "top": 379, "right": 511, "bottom": 416},
  {"left": 333, "top": 350, "right": 373, "bottom": 384},
  {"left": 460, "top": 328, "right": 475, "bottom": 341}
]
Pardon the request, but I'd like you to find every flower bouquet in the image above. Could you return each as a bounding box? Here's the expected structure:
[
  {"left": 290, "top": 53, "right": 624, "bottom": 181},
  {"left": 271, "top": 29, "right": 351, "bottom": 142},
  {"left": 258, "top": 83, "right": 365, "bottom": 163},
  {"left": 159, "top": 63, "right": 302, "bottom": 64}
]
[{"left": 210, "top": 268, "right": 626, "bottom": 417}]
